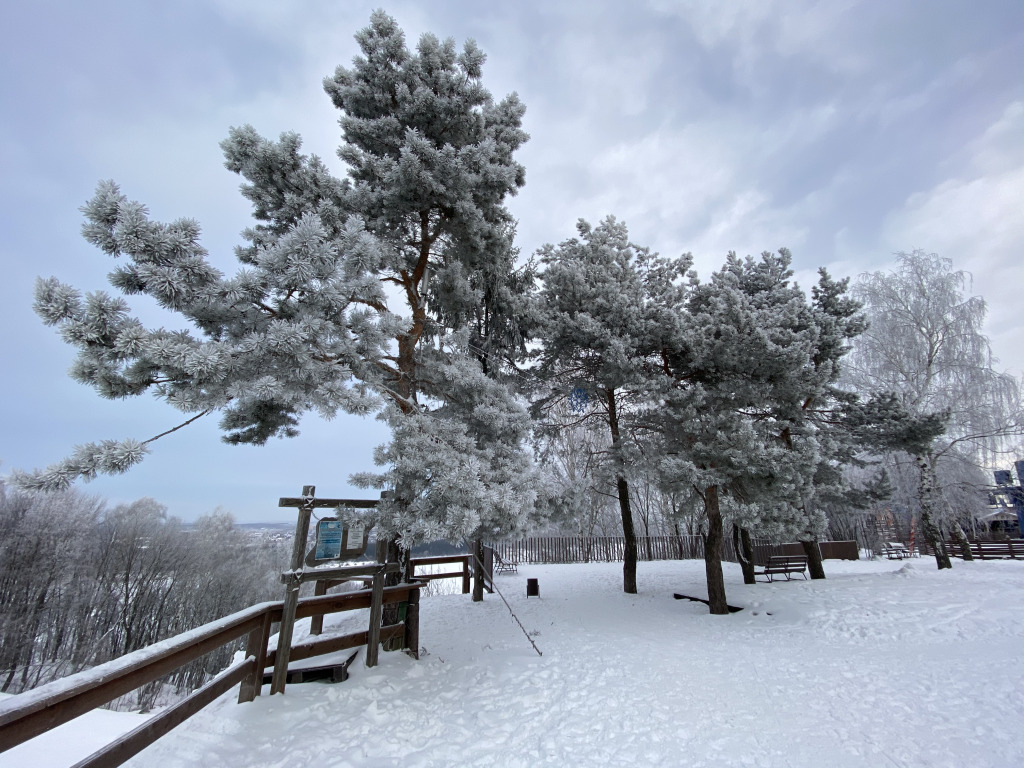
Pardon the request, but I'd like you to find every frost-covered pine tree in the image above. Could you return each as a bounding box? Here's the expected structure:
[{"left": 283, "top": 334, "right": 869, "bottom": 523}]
[
  {"left": 16, "top": 12, "right": 539, "bottom": 551},
  {"left": 656, "top": 252, "right": 859, "bottom": 613},
  {"left": 534, "top": 217, "right": 689, "bottom": 594}
]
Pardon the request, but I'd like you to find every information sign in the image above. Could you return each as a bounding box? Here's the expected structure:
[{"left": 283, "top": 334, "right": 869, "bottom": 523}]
[
  {"left": 314, "top": 520, "right": 344, "bottom": 560},
  {"left": 347, "top": 522, "right": 365, "bottom": 548}
]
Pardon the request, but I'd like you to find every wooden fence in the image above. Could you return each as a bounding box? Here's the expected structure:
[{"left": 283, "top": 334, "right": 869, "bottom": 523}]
[
  {"left": 0, "top": 582, "right": 421, "bottom": 767},
  {"left": 486, "top": 536, "right": 860, "bottom": 565},
  {"left": 486, "top": 535, "right": 740, "bottom": 565},
  {"left": 945, "top": 539, "right": 1024, "bottom": 559}
]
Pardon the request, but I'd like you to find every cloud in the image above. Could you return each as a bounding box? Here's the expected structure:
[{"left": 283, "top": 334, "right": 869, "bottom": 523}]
[{"left": 882, "top": 101, "right": 1024, "bottom": 374}]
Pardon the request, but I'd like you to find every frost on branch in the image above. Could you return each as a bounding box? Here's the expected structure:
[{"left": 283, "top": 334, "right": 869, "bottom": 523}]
[
  {"left": 12, "top": 439, "right": 148, "bottom": 491},
  {"left": 17, "top": 175, "right": 388, "bottom": 488}
]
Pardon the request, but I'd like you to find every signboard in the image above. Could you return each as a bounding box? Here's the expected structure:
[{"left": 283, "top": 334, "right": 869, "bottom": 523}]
[
  {"left": 305, "top": 515, "right": 372, "bottom": 565},
  {"left": 314, "top": 520, "right": 345, "bottom": 560},
  {"left": 348, "top": 522, "right": 365, "bottom": 548}
]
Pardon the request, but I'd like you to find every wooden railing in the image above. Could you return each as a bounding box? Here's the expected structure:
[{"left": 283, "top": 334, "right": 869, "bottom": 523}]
[
  {"left": 0, "top": 582, "right": 421, "bottom": 767},
  {"left": 405, "top": 554, "right": 472, "bottom": 593}
]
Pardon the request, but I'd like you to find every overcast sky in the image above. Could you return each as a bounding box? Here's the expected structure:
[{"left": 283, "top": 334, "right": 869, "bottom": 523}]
[{"left": 2, "top": 1, "right": 1022, "bottom": 523}]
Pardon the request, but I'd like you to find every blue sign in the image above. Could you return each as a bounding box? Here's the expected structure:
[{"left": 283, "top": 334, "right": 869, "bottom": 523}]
[{"left": 314, "top": 520, "right": 344, "bottom": 560}]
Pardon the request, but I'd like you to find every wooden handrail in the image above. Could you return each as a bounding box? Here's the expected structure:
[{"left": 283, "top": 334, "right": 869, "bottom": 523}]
[
  {"left": 406, "top": 555, "right": 471, "bottom": 594},
  {"left": 71, "top": 657, "right": 257, "bottom": 768},
  {"left": 0, "top": 601, "right": 274, "bottom": 749},
  {"left": 0, "top": 582, "right": 423, "bottom": 759}
]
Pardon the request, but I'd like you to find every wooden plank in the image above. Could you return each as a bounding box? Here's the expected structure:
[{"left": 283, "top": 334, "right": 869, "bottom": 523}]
[
  {"left": 278, "top": 497, "right": 379, "bottom": 508},
  {"left": 309, "top": 580, "right": 328, "bottom": 636},
  {"left": 405, "top": 588, "right": 420, "bottom": 660},
  {"left": 0, "top": 606, "right": 269, "bottom": 752},
  {"left": 70, "top": 658, "right": 255, "bottom": 768},
  {"left": 365, "top": 571, "right": 385, "bottom": 668},
  {"left": 271, "top": 497, "right": 316, "bottom": 695},
  {"left": 409, "top": 555, "right": 469, "bottom": 567},
  {"left": 237, "top": 610, "right": 273, "bottom": 704},
  {"left": 293, "top": 584, "right": 416, "bottom": 620},
  {"left": 264, "top": 625, "right": 404, "bottom": 671}
]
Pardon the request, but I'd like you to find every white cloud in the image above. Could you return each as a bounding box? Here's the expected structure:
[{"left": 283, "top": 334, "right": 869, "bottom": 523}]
[{"left": 882, "top": 101, "right": 1024, "bottom": 375}]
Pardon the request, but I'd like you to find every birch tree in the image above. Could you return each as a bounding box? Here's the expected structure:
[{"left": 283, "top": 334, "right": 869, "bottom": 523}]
[{"left": 845, "top": 250, "right": 1024, "bottom": 569}]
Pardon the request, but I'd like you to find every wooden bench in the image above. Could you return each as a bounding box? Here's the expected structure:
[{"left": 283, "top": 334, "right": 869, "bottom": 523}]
[
  {"left": 880, "top": 542, "right": 911, "bottom": 560},
  {"left": 949, "top": 540, "right": 1022, "bottom": 560},
  {"left": 493, "top": 551, "right": 518, "bottom": 574},
  {"left": 755, "top": 555, "right": 808, "bottom": 582}
]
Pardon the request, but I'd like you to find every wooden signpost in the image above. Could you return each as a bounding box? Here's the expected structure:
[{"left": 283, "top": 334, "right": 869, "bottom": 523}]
[{"left": 271, "top": 486, "right": 391, "bottom": 695}]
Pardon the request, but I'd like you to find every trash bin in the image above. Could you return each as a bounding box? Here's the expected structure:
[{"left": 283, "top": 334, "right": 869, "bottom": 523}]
[{"left": 526, "top": 578, "right": 539, "bottom": 597}]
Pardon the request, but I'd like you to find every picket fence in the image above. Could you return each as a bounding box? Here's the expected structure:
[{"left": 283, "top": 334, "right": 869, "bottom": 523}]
[{"left": 486, "top": 535, "right": 774, "bottom": 565}]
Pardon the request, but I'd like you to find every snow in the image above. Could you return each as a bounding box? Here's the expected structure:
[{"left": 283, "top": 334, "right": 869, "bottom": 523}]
[{"left": 4, "top": 558, "right": 1023, "bottom": 767}]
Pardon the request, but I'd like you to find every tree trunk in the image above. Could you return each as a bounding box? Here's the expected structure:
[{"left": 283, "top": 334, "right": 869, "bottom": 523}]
[
  {"left": 915, "top": 454, "right": 952, "bottom": 570},
  {"left": 472, "top": 538, "right": 484, "bottom": 602},
  {"left": 606, "top": 390, "right": 638, "bottom": 594},
  {"left": 380, "top": 538, "right": 408, "bottom": 647},
  {"left": 733, "top": 524, "right": 756, "bottom": 585},
  {"left": 950, "top": 521, "right": 974, "bottom": 562},
  {"left": 703, "top": 485, "right": 729, "bottom": 614},
  {"left": 801, "top": 539, "right": 826, "bottom": 579}
]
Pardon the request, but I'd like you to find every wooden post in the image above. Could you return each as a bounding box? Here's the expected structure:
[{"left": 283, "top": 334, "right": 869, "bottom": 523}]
[
  {"left": 404, "top": 587, "right": 420, "bottom": 660},
  {"left": 461, "top": 555, "right": 471, "bottom": 595},
  {"left": 365, "top": 569, "right": 385, "bottom": 668},
  {"left": 309, "top": 580, "right": 327, "bottom": 636},
  {"left": 271, "top": 485, "right": 315, "bottom": 695},
  {"left": 237, "top": 610, "right": 273, "bottom": 703},
  {"left": 472, "top": 538, "right": 484, "bottom": 602}
]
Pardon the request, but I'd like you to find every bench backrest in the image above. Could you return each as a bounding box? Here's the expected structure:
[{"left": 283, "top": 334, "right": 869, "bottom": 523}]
[{"left": 765, "top": 555, "right": 807, "bottom": 570}]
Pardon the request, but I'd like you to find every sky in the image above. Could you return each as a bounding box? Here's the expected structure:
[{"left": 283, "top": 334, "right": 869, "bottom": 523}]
[{"left": 1, "top": 0, "right": 1022, "bottom": 523}]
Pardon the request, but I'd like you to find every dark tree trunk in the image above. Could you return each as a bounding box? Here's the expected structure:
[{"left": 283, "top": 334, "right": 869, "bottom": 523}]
[
  {"left": 915, "top": 454, "right": 952, "bottom": 570},
  {"left": 733, "top": 524, "right": 756, "bottom": 585},
  {"left": 950, "top": 521, "right": 974, "bottom": 562},
  {"left": 472, "top": 538, "right": 484, "bottom": 602},
  {"left": 606, "top": 389, "right": 638, "bottom": 594},
  {"left": 703, "top": 485, "right": 729, "bottom": 614},
  {"left": 381, "top": 538, "right": 408, "bottom": 647},
  {"left": 801, "top": 539, "right": 826, "bottom": 579}
]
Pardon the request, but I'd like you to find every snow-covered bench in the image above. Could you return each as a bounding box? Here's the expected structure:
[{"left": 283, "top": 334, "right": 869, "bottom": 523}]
[
  {"left": 755, "top": 555, "right": 808, "bottom": 582},
  {"left": 880, "top": 543, "right": 911, "bottom": 560},
  {"left": 493, "top": 551, "right": 518, "bottom": 574}
]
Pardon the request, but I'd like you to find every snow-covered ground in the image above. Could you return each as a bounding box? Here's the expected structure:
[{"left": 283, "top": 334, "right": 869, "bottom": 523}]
[{"left": 4, "top": 557, "right": 1023, "bottom": 767}]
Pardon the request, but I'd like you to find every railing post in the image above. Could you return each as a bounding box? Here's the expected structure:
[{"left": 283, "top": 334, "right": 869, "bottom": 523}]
[
  {"left": 365, "top": 569, "right": 385, "bottom": 668},
  {"left": 461, "top": 555, "right": 471, "bottom": 594},
  {"left": 237, "top": 610, "right": 273, "bottom": 703},
  {"left": 404, "top": 586, "right": 420, "bottom": 660},
  {"left": 271, "top": 487, "right": 315, "bottom": 696},
  {"left": 309, "top": 580, "right": 327, "bottom": 636}
]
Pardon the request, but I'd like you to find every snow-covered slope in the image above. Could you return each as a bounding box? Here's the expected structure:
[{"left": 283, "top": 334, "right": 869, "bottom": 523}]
[{"left": 5, "top": 558, "right": 1022, "bottom": 767}]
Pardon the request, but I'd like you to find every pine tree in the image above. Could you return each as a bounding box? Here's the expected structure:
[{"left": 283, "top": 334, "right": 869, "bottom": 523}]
[
  {"left": 656, "top": 252, "right": 854, "bottom": 613},
  {"left": 534, "top": 217, "right": 689, "bottom": 593},
  {"left": 15, "top": 12, "right": 539, "bottom": 550}
]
